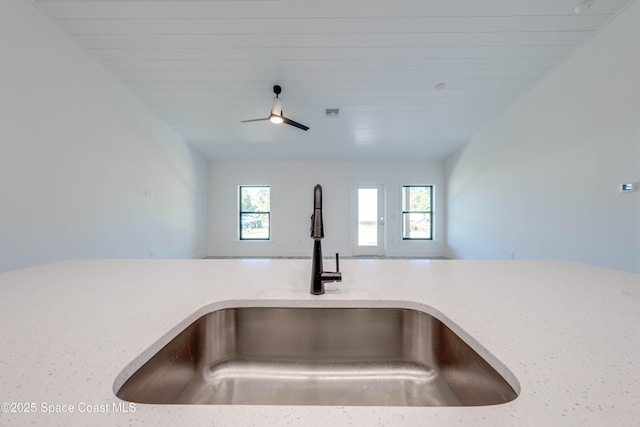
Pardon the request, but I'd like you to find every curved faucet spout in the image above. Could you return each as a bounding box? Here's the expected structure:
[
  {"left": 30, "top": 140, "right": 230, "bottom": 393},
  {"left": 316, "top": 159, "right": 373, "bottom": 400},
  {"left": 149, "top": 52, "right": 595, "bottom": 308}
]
[
  {"left": 310, "top": 184, "right": 324, "bottom": 239},
  {"left": 314, "top": 184, "right": 322, "bottom": 210}
]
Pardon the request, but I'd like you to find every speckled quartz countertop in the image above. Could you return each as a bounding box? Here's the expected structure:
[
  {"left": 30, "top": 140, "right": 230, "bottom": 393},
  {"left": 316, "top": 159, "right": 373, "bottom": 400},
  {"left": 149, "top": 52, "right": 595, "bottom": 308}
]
[{"left": 1, "top": 259, "right": 639, "bottom": 426}]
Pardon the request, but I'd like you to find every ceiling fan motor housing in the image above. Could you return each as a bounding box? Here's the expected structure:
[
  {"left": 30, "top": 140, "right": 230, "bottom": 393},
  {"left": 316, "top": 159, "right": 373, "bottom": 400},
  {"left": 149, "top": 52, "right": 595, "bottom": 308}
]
[{"left": 271, "top": 98, "right": 283, "bottom": 116}]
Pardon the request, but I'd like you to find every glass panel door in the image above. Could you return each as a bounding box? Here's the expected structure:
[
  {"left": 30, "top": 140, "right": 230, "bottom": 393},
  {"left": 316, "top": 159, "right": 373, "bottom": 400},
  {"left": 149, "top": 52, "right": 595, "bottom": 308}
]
[
  {"left": 353, "top": 185, "right": 385, "bottom": 255},
  {"left": 358, "top": 188, "right": 378, "bottom": 246}
]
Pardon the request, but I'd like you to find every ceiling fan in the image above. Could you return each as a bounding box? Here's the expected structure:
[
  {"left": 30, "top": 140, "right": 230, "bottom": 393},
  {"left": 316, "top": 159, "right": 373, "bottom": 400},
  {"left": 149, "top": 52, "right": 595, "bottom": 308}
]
[{"left": 241, "top": 85, "right": 309, "bottom": 131}]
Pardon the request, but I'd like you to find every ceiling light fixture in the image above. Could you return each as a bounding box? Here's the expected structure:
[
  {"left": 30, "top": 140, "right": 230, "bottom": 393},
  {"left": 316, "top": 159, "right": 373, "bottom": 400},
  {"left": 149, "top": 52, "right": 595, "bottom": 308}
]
[{"left": 574, "top": 0, "right": 594, "bottom": 14}]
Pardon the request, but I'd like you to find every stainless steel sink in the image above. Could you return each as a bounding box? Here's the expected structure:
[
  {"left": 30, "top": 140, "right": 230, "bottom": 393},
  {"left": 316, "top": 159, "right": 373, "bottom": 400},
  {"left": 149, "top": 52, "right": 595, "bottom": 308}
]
[{"left": 116, "top": 307, "right": 518, "bottom": 406}]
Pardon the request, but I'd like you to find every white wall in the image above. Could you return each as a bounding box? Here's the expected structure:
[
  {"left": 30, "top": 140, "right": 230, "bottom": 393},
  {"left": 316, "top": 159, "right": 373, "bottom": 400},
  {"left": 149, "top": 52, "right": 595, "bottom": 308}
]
[
  {"left": 0, "top": 0, "right": 208, "bottom": 272},
  {"left": 208, "top": 161, "right": 445, "bottom": 257},
  {"left": 446, "top": 1, "right": 640, "bottom": 273}
]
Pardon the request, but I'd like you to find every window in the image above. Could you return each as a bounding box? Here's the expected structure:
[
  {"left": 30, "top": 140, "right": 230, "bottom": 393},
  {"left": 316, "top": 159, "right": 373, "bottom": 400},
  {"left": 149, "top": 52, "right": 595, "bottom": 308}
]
[
  {"left": 239, "top": 186, "right": 270, "bottom": 240},
  {"left": 402, "top": 185, "right": 432, "bottom": 240}
]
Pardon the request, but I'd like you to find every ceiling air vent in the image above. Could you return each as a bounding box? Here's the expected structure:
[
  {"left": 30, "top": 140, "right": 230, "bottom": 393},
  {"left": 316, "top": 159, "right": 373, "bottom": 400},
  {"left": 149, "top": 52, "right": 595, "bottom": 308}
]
[{"left": 325, "top": 108, "right": 339, "bottom": 118}]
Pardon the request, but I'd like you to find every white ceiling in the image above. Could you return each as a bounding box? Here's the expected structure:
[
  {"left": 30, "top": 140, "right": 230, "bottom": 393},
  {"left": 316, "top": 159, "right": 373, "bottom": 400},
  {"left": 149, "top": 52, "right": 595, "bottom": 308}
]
[{"left": 34, "top": 0, "right": 633, "bottom": 161}]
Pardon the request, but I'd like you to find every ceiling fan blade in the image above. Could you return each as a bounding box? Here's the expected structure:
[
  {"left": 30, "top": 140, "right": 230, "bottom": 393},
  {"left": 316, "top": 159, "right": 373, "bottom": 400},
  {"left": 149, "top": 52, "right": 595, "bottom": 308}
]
[
  {"left": 282, "top": 116, "right": 310, "bottom": 131},
  {"left": 241, "top": 117, "right": 270, "bottom": 123}
]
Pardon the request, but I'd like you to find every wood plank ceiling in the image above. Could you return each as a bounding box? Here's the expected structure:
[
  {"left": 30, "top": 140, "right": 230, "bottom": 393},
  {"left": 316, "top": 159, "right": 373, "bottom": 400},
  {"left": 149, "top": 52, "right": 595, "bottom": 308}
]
[{"left": 34, "top": 0, "right": 633, "bottom": 161}]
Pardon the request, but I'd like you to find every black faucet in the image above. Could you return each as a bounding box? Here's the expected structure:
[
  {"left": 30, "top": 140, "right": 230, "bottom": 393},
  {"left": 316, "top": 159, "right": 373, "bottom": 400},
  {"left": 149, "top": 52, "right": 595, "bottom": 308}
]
[{"left": 310, "top": 184, "right": 341, "bottom": 295}]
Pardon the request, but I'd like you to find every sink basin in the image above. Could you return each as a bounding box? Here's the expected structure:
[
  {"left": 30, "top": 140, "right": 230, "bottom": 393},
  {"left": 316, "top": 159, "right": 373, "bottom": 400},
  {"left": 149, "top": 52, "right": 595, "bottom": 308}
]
[{"left": 116, "top": 306, "right": 518, "bottom": 406}]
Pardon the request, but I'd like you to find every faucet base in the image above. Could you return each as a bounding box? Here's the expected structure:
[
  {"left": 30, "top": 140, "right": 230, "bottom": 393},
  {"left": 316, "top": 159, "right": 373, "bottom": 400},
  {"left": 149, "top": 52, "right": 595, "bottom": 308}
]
[
  {"left": 310, "top": 240, "right": 325, "bottom": 295},
  {"left": 310, "top": 240, "right": 341, "bottom": 295}
]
